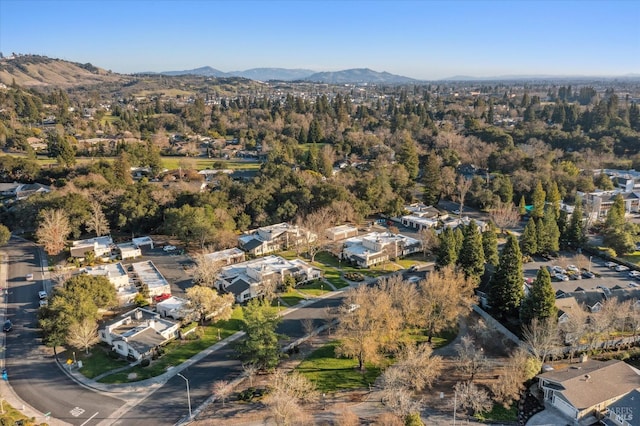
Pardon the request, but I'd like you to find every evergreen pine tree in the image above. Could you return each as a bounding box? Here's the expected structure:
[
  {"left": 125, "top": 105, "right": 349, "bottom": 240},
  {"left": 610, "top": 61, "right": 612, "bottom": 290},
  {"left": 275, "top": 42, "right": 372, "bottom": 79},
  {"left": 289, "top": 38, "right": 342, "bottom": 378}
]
[
  {"left": 546, "top": 181, "right": 561, "bottom": 218},
  {"left": 489, "top": 234, "right": 524, "bottom": 320},
  {"left": 540, "top": 206, "right": 560, "bottom": 254},
  {"left": 453, "top": 227, "right": 464, "bottom": 259},
  {"left": 518, "top": 195, "right": 527, "bottom": 216},
  {"left": 531, "top": 180, "right": 546, "bottom": 219},
  {"left": 566, "top": 198, "right": 586, "bottom": 248},
  {"left": 520, "top": 219, "right": 538, "bottom": 256},
  {"left": 520, "top": 267, "right": 557, "bottom": 325},
  {"left": 422, "top": 154, "right": 442, "bottom": 206},
  {"left": 458, "top": 220, "right": 485, "bottom": 284},
  {"left": 482, "top": 222, "right": 499, "bottom": 267},
  {"left": 436, "top": 228, "right": 457, "bottom": 268}
]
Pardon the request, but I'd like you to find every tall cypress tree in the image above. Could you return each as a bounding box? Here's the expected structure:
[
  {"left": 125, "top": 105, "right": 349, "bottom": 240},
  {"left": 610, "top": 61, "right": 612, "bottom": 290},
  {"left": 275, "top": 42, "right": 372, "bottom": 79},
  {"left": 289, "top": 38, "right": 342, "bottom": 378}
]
[
  {"left": 436, "top": 227, "right": 457, "bottom": 268},
  {"left": 531, "top": 180, "right": 546, "bottom": 220},
  {"left": 518, "top": 195, "right": 527, "bottom": 216},
  {"left": 422, "top": 154, "right": 442, "bottom": 206},
  {"left": 489, "top": 234, "right": 524, "bottom": 320},
  {"left": 482, "top": 222, "right": 499, "bottom": 267},
  {"left": 520, "top": 267, "right": 557, "bottom": 325},
  {"left": 541, "top": 205, "right": 560, "bottom": 254},
  {"left": 520, "top": 219, "right": 538, "bottom": 256},
  {"left": 566, "top": 198, "right": 586, "bottom": 248},
  {"left": 458, "top": 220, "right": 485, "bottom": 284},
  {"left": 546, "top": 181, "right": 561, "bottom": 218}
]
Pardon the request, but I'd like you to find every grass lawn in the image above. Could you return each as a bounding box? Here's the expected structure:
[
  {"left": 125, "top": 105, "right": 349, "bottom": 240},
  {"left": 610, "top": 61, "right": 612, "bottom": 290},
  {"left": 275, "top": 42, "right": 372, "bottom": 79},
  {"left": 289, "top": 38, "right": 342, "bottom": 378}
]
[
  {"left": 73, "top": 346, "right": 129, "bottom": 379},
  {"left": 296, "top": 341, "right": 382, "bottom": 392},
  {"left": 161, "top": 157, "right": 262, "bottom": 171},
  {"left": 297, "top": 279, "right": 330, "bottom": 297},
  {"left": 475, "top": 403, "right": 518, "bottom": 422},
  {"left": 278, "top": 290, "right": 306, "bottom": 307},
  {"left": 98, "top": 307, "right": 244, "bottom": 384},
  {"left": 621, "top": 252, "right": 640, "bottom": 265}
]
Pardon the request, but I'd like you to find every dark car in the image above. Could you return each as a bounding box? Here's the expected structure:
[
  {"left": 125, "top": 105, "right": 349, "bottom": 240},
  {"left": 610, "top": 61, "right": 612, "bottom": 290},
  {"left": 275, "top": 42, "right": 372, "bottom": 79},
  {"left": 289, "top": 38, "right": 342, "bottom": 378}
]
[
  {"left": 3, "top": 320, "right": 12, "bottom": 332},
  {"left": 582, "top": 270, "right": 595, "bottom": 279}
]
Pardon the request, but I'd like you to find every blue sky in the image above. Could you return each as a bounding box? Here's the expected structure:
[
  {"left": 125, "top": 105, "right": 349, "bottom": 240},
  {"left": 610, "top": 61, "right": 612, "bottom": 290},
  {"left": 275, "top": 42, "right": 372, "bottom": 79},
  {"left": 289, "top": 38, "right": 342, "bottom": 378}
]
[{"left": 1, "top": 0, "right": 638, "bottom": 79}]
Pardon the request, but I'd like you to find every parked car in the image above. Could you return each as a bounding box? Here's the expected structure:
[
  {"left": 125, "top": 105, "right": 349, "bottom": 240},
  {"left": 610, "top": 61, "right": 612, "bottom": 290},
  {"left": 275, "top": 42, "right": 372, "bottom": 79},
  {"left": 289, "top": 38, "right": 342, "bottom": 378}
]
[
  {"left": 629, "top": 282, "right": 639, "bottom": 288},
  {"left": 605, "top": 261, "right": 618, "bottom": 268},
  {"left": 566, "top": 265, "right": 579, "bottom": 273},
  {"left": 25, "top": 273, "right": 34, "bottom": 281},
  {"left": 615, "top": 265, "right": 630, "bottom": 272},
  {"left": 153, "top": 293, "right": 172, "bottom": 303},
  {"left": 38, "top": 290, "right": 47, "bottom": 300},
  {"left": 553, "top": 266, "right": 567, "bottom": 275},
  {"left": 39, "top": 299, "right": 48, "bottom": 308},
  {"left": 163, "top": 245, "right": 177, "bottom": 252},
  {"left": 582, "top": 271, "right": 595, "bottom": 279},
  {"left": 629, "top": 270, "right": 640, "bottom": 278},
  {"left": 597, "top": 285, "right": 612, "bottom": 296},
  {"left": 555, "top": 273, "right": 569, "bottom": 281},
  {"left": 3, "top": 320, "right": 12, "bottom": 332}
]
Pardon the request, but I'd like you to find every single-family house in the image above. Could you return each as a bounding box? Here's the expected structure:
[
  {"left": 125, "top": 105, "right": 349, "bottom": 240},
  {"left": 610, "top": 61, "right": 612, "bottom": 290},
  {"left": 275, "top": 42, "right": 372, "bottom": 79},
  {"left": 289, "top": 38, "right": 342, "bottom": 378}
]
[
  {"left": 555, "top": 296, "right": 583, "bottom": 324},
  {"left": 98, "top": 307, "right": 180, "bottom": 360},
  {"left": 203, "top": 248, "right": 246, "bottom": 266},
  {"left": 132, "top": 236, "right": 154, "bottom": 250},
  {"left": 131, "top": 261, "right": 172, "bottom": 298},
  {"left": 117, "top": 242, "right": 141, "bottom": 260},
  {"left": 70, "top": 236, "right": 113, "bottom": 259},
  {"left": 215, "top": 255, "right": 322, "bottom": 303},
  {"left": 538, "top": 359, "right": 640, "bottom": 424},
  {"left": 341, "top": 232, "right": 421, "bottom": 268},
  {"left": 156, "top": 296, "right": 192, "bottom": 320},
  {"left": 238, "top": 222, "right": 314, "bottom": 256},
  {"left": 325, "top": 224, "right": 359, "bottom": 242},
  {"left": 603, "top": 389, "right": 640, "bottom": 426},
  {"left": 85, "top": 263, "right": 137, "bottom": 305}
]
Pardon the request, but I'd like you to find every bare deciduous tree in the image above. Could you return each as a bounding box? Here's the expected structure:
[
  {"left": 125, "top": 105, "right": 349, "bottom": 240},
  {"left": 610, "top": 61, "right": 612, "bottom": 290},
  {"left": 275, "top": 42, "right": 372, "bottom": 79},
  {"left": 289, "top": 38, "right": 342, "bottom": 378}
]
[
  {"left": 335, "top": 408, "right": 360, "bottom": 426},
  {"left": 185, "top": 285, "right": 234, "bottom": 324},
  {"left": 36, "top": 208, "right": 71, "bottom": 255},
  {"left": 559, "top": 305, "right": 589, "bottom": 361},
  {"left": 491, "top": 348, "right": 540, "bottom": 408},
  {"left": 335, "top": 285, "right": 402, "bottom": 370},
  {"left": 67, "top": 319, "right": 100, "bottom": 354},
  {"left": 263, "top": 369, "right": 318, "bottom": 426},
  {"left": 373, "top": 413, "right": 404, "bottom": 426},
  {"left": 212, "top": 380, "right": 233, "bottom": 407},
  {"left": 296, "top": 207, "right": 336, "bottom": 262},
  {"left": 522, "top": 317, "right": 561, "bottom": 363},
  {"left": 242, "top": 363, "right": 258, "bottom": 388},
  {"left": 417, "top": 227, "right": 438, "bottom": 257},
  {"left": 416, "top": 266, "right": 476, "bottom": 342},
  {"left": 191, "top": 250, "right": 223, "bottom": 288},
  {"left": 455, "top": 336, "right": 489, "bottom": 380},
  {"left": 381, "top": 343, "right": 443, "bottom": 392},
  {"left": 85, "top": 201, "right": 110, "bottom": 237},
  {"left": 454, "top": 381, "right": 492, "bottom": 416},
  {"left": 454, "top": 175, "right": 472, "bottom": 215},
  {"left": 378, "top": 275, "right": 422, "bottom": 328},
  {"left": 381, "top": 386, "right": 422, "bottom": 420},
  {"left": 490, "top": 202, "right": 521, "bottom": 233},
  {"left": 301, "top": 318, "right": 315, "bottom": 336}
]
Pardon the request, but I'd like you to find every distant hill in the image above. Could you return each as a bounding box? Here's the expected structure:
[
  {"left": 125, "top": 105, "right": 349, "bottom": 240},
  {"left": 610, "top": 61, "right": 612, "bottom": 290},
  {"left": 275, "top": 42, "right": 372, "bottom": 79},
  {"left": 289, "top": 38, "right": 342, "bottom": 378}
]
[
  {"left": 155, "top": 66, "right": 416, "bottom": 83},
  {"left": 0, "top": 54, "right": 123, "bottom": 87},
  {"left": 303, "top": 68, "right": 417, "bottom": 84},
  {"left": 158, "top": 66, "right": 228, "bottom": 78},
  {"left": 230, "top": 68, "right": 316, "bottom": 81}
]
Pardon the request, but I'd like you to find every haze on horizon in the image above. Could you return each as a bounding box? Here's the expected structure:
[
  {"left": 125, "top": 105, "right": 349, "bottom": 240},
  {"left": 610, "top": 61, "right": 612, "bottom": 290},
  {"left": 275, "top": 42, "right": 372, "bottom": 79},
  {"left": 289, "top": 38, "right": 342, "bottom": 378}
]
[{"left": 0, "top": 0, "right": 638, "bottom": 80}]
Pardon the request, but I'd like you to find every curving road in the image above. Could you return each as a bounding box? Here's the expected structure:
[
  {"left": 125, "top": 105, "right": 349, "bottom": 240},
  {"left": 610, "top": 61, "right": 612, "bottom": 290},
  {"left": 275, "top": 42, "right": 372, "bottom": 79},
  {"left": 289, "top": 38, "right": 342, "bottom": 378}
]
[{"left": 3, "top": 238, "right": 126, "bottom": 425}]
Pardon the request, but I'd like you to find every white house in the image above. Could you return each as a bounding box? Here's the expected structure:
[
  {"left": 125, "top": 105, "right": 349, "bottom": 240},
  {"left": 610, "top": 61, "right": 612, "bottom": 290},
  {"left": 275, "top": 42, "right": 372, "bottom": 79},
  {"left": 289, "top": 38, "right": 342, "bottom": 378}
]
[
  {"left": 203, "top": 248, "right": 246, "bottom": 266},
  {"left": 342, "top": 232, "right": 421, "bottom": 268},
  {"left": 215, "top": 255, "right": 322, "bottom": 303},
  {"left": 537, "top": 359, "right": 640, "bottom": 424},
  {"left": 131, "top": 261, "right": 172, "bottom": 298},
  {"left": 156, "top": 296, "right": 192, "bottom": 320},
  {"left": 85, "top": 263, "right": 137, "bottom": 305},
  {"left": 98, "top": 307, "right": 180, "bottom": 360},
  {"left": 238, "top": 222, "right": 314, "bottom": 256},
  {"left": 70, "top": 236, "right": 113, "bottom": 259},
  {"left": 117, "top": 242, "right": 141, "bottom": 260}
]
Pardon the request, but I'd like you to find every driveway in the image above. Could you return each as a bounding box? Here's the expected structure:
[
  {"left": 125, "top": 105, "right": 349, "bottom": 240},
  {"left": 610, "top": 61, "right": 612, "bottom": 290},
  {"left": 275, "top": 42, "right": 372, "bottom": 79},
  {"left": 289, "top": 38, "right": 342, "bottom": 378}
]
[{"left": 526, "top": 405, "right": 570, "bottom": 425}]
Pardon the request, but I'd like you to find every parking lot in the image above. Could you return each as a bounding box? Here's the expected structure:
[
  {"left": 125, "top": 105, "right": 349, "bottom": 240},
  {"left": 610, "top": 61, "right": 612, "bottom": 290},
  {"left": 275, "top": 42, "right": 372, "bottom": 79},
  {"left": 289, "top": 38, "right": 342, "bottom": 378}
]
[
  {"left": 524, "top": 253, "right": 640, "bottom": 296},
  {"left": 136, "top": 245, "right": 195, "bottom": 297}
]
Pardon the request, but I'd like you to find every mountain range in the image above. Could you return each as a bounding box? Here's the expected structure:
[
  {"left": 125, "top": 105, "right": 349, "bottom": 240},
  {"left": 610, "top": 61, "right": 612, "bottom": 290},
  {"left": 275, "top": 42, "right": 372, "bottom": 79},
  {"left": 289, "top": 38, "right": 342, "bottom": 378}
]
[{"left": 153, "top": 66, "right": 417, "bottom": 84}]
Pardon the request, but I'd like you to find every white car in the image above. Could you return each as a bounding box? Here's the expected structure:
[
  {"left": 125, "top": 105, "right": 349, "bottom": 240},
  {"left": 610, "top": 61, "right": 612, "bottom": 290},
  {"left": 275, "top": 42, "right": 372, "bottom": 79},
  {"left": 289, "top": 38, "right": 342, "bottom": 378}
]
[
  {"left": 26, "top": 273, "right": 34, "bottom": 281},
  {"left": 39, "top": 299, "right": 48, "bottom": 308},
  {"left": 605, "top": 261, "right": 618, "bottom": 268},
  {"left": 629, "top": 282, "right": 639, "bottom": 288},
  {"left": 629, "top": 271, "right": 640, "bottom": 278},
  {"left": 163, "top": 245, "right": 177, "bottom": 252},
  {"left": 615, "top": 265, "right": 630, "bottom": 272},
  {"left": 566, "top": 265, "right": 579, "bottom": 273},
  {"left": 553, "top": 266, "right": 567, "bottom": 275},
  {"left": 38, "top": 290, "right": 47, "bottom": 300},
  {"left": 555, "top": 273, "right": 569, "bottom": 282}
]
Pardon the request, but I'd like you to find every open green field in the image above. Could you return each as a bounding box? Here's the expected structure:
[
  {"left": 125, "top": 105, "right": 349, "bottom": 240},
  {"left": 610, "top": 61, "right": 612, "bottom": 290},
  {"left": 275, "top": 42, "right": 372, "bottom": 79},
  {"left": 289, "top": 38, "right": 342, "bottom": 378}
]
[
  {"left": 296, "top": 341, "right": 382, "bottom": 392},
  {"left": 160, "top": 157, "right": 262, "bottom": 171}
]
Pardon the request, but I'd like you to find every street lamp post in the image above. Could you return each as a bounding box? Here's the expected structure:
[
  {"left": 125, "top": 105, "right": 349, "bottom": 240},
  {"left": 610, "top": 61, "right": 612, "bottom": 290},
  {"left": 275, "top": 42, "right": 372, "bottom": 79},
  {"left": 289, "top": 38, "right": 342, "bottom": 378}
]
[
  {"left": 453, "top": 390, "right": 457, "bottom": 426},
  {"left": 177, "top": 373, "right": 192, "bottom": 420},
  {"left": 589, "top": 256, "right": 592, "bottom": 273}
]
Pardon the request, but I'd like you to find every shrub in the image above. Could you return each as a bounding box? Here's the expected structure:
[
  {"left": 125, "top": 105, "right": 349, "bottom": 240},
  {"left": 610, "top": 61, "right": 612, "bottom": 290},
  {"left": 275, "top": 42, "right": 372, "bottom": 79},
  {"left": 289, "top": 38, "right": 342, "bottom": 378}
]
[{"left": 140, "top": 358, "right": 151, "bottom": 367}]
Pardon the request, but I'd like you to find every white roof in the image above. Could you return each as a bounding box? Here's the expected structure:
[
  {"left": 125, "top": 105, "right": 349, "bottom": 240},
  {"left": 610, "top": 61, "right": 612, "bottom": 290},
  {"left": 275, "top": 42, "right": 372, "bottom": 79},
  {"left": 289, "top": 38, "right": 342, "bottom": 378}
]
[
  {"left": 156, "top": 296, "right": 189, "bottom": 310},
  {"left": 86, "top": 263, "right": 127, "bottom": 279},
  {"left": 72, "top": 235, "right": 113, "bottom": 248},
  {"left": 204, "top": 248, "right": 244, "bottom": 262},
  {"left": 131, "top": 261, "right": 170, "bottom": 290}
]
